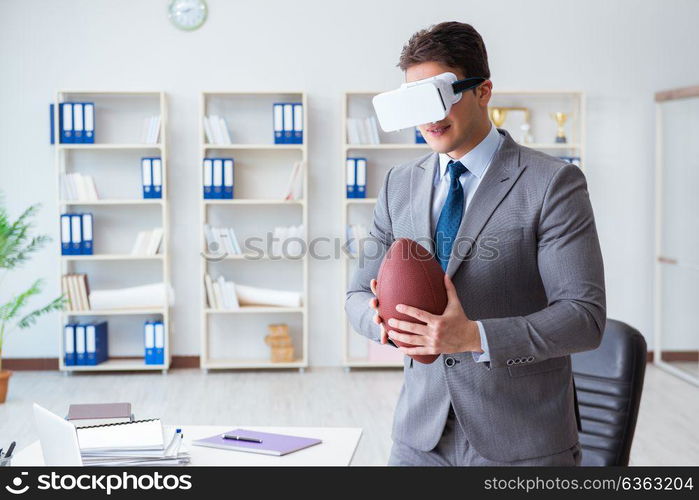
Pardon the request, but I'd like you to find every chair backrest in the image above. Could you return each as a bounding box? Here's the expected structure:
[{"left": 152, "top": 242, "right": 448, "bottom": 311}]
[{"left": 572, "top": 319, "right": 647, "bottom": 466}]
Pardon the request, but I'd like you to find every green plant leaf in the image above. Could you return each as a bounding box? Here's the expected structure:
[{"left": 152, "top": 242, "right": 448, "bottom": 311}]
[
  {"left": 0, "top": 279, "right": 42, "bottom": 322},
  {"left": 16, "top": 294, "right": 67, "bottom": 330}
]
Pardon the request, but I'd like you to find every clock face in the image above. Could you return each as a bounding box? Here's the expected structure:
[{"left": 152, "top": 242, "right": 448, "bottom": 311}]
[{"left": 168, "top": 0, "right": 207, "bottom": 31}]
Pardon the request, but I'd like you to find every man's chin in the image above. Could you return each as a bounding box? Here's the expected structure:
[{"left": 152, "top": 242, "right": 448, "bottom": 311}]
[{"left": 425, "top": 139, "right": 457, "bottom": 155}]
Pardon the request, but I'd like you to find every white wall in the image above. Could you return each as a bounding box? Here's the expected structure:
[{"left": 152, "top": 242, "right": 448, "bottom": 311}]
[{"left": 1, "top": 0, "right": 698, "bottom": 364}]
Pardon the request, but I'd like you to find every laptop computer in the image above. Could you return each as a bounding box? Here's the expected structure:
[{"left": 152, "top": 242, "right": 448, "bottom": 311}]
[{"left": 33, "top": 403, "right": 83, "bottom": 466}]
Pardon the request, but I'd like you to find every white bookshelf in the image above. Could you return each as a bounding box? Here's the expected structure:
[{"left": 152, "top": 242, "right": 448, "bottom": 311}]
[
  {"left": 341, "top": 90, "right": 586, "bottom": 368},
  {"left": 199, "top": 91, "right": 309, "bottom": 371},
  {"left": 55, "top": 90, "right": 171, "bottom": 373}
]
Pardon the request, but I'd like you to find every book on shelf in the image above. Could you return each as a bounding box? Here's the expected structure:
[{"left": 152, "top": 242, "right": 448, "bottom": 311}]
[
  {"left": 203, "top": 115, "right": 232, "bottom": 145},
  {"left": 144, "top": 321, "right": 165, "bottom": 364},
  {"left": 202, "top": 158, "right": 234, "bottom": 199},
  {"left": 204, "top": 274, "right": 240, "bottom": 310},
  {"left": 203, "top": 224, "right": 241, "bottom": 256},
  {"left": 205, "top": 275, "right": 302, "bottom": 309},
  {"left": 273, "top": 102, "right": 303, "bottom": 144},
  {"left": 64, "top": 321, "right": 108, "bottom": 366},
  {"left": 131, "top": 228, "right": 164, "bottom": 256},
  {"left": 345, "top": 158, "right": 367, "bottom": 199},
  {"left": 54, "top": 102, "right": 95, "bottom": 144},
  {"left": 141, "top": 157, "right": 163, "bottom": 199},
  {"left": 140, "top": 115, "right": 161, "bottom": 144},
  {"left": 60, "top": 213, "right": 93, "bottom": 255},
  {"left": 346, "top": 117, "right": 380, "bottom": 145},
  {"left": 282, "top": 160, "right": 304, "bottom": 200},
  {"left": 271, "top": 224, "right": 304, "bottom": 258},
  {"left": 62, "top": 273, "right": 91, "bottom": 311},
  {"left": 60, "top": 173, "right": 99, "bottom": 201}
]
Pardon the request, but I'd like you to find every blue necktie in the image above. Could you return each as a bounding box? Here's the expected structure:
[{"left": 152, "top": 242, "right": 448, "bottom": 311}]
[{"left": 434, "top": 160, "right": 468, "bottom": 271}]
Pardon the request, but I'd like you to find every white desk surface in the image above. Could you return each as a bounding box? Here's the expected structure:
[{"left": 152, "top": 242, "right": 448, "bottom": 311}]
[{"left": 12, "top": 425, "right": 362, "bottom": 467}]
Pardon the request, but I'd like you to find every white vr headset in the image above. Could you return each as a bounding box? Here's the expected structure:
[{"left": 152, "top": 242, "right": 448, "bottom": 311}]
[{"left": 372, "top": 72, "right": 486, "bottom": 132}]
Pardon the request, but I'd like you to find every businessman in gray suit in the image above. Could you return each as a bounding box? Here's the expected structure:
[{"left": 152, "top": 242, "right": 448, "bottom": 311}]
[{"left": 345, "top": 22, "right": 606, "bottom": 466}]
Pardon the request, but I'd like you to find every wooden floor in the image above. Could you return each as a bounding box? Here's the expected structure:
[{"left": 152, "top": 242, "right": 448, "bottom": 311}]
[{"left": 0, "top": 363, "right": 696, "bottom": 465}]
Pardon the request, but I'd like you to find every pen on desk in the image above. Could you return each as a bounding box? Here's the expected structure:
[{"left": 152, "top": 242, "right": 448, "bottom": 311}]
[
  {"left": 5, "top": 442, "right": 15, "bottom": 458},
  {"left": 222, "top": 434, "right": 262, "bottom": 443}
]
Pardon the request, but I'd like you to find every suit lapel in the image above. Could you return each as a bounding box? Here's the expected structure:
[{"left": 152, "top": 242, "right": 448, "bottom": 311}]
[
  {"left": 445, "top": 130, "right": 527, "bottom": 277},
  {"left": 409, "top": 152, "right": 439, "bottom": 254}
]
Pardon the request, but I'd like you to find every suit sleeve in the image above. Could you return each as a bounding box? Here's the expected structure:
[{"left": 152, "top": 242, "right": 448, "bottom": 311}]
[
  {"left": 344, "top": 167, "right": 395, "bottom": 343},
  {"left": 479, "top": 163, "right": 606, "bottom": 368}
]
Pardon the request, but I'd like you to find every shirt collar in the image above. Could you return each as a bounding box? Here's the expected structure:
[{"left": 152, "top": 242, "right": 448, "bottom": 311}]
[{"left": 437, "top": 124, "right": 502, "bottom": 180}]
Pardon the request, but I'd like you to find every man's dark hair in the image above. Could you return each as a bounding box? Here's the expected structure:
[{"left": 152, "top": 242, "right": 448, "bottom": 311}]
[{"left": 398, "top": 22, "right": 490, "bottom": 86}]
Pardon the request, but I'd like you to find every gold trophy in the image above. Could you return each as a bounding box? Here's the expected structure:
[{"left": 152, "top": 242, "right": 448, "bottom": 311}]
[
  {"left": 489, "top": 107, "right": 508, "bottom": 128},
  {"left": 551, "top": 112, "right": 570, "bottom": 143}
]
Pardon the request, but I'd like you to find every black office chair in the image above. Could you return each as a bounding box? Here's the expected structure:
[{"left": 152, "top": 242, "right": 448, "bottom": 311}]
[{"left": 571, "top": 319, "right": 647, "bottom": 466}]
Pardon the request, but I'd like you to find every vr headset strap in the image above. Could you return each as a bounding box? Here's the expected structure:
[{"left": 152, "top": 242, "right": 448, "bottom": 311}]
[{"left": 451, "top": 77, "right": 487, "bottom": 94}]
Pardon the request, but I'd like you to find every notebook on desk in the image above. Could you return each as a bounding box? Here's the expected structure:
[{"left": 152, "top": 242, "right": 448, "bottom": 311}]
[{"left": 192, "top": 429, "right": 322, "bottom": 456}]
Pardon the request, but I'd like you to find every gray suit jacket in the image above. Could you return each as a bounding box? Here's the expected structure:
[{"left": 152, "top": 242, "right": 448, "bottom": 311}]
[{"left": 345, "top": 129, "right": 606, "bottom": 462}]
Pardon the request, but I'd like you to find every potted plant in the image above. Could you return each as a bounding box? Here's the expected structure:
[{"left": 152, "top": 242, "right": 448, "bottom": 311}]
[{"left": 1, "top": 199, "right": 66, "bottom": 403}]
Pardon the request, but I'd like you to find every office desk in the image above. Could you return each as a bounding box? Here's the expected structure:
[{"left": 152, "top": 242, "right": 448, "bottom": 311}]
[{"left": 12, "top": 425, "right": 362, "bottom": 466}]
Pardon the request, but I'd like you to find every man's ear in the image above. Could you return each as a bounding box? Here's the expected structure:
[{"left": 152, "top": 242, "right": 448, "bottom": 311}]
[{"left": 477, "top": 80, "right": 493, "bottom": 107}]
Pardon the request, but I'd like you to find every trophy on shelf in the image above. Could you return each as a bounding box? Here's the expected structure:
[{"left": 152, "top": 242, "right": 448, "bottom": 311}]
[
  {"left": 550, "top": 112, "right": 570, "bottom": 143},
  {"left": 489, "top": 107, "right": 508, "bottom": 128}
]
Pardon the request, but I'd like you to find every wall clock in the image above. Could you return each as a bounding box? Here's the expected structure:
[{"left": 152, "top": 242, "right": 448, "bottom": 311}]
[{"left": 168, "top": 0, "right": 207, "bottom": 31}]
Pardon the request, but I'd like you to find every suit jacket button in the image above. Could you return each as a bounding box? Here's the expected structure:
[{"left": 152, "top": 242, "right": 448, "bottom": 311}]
[
  {"left": 506, "top": 359, "right": 514, "bottom": 365},
  {"left": 445, "top": 357, "right": 456, "bottom": 367},
  {"left": 527, "top": 356, "right": 534, "bottom": 362}
]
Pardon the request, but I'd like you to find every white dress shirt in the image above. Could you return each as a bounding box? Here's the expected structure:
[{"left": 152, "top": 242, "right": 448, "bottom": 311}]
[{"left": 431, "top": 124, "right": 503, "bottom": 363}]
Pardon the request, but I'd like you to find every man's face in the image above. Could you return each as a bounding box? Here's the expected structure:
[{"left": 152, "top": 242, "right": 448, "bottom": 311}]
[{"left": 405, "top": 61, "right": 492, "bottom": 156}]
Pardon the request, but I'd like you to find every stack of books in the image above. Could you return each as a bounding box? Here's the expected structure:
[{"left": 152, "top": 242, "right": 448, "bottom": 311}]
[
  {"left": 61, "top": 213, "right": 93, "bottom": 255},
  {"left": 140, "top": 115, "right": 161, "bottom": 144},
  {"left": 131, "top": 228, "right": 164, "bottom": 256},
  {"left": 203, "top": 115, "right": 232, "bottom": 144},
  {"left": 346, "top": 117, "right": 380, "bottom": 144},
  {"left": 60, "top": 173, "right": 99, "bottom": 201},
  {"left": 203, "top": 224, "right": 242, "bottom": 256},
  {"left": 62, "top": 274, "right": 91, "bottom": 310},
  {"left": 63, "top": 322, "right": 108, "bottom": 366}
]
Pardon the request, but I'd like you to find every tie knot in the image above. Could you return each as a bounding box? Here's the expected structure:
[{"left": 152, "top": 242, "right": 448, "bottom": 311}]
[{"left": 448, "top": 160, "right": 468, "bottom": 179}]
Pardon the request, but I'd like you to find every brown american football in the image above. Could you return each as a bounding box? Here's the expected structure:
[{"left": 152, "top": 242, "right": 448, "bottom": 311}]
[{"left": 376, "top": 238, "right": 447, "bottom": 364}]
